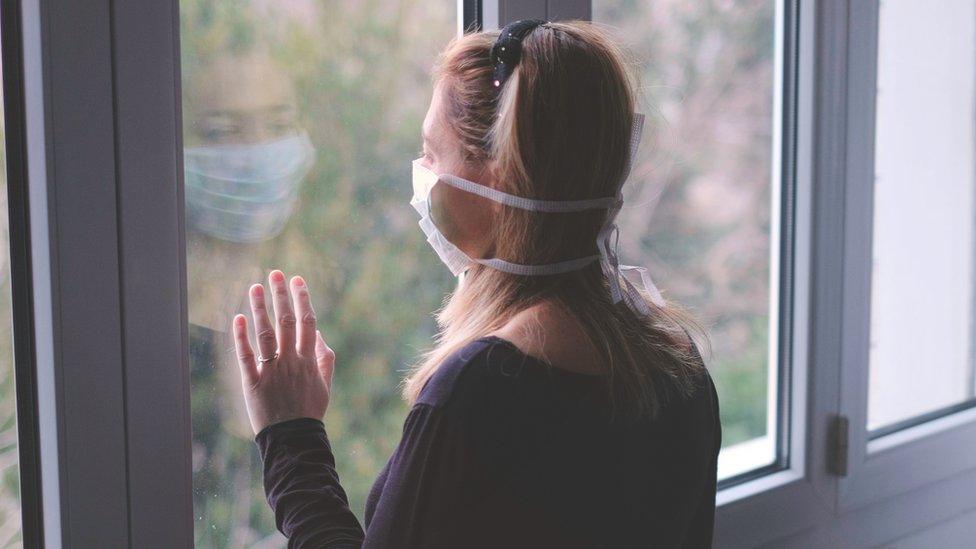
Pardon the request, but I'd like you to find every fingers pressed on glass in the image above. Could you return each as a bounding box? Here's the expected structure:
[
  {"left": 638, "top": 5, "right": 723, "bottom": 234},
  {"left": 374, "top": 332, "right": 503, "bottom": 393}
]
[
  {"left": 269, "top": 270, "right": 297, "bottom": 356},
  {"left": 249, "top": 283, "right": 277, "bottom": 362},
  {"left": 291, "top": 275, "right": 316, "bottom": 357},
  {"left": 233, "top": 314, "right": 258, "bottom": 385}
]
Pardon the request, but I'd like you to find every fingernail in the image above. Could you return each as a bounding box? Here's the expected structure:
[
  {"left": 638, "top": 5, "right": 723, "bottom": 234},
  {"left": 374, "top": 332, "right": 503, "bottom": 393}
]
[
  {"left": 270, "top": 270, "right": 284, "bottom": 282},
  {"left": 295, "top": 276, "right": 305, "bottom": 287}
]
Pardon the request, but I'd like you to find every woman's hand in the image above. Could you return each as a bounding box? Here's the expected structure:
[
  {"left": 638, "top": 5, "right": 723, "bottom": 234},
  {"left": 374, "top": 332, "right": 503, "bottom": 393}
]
[{"left": 232, "top": 269, "right": 336, "bottom": 435}]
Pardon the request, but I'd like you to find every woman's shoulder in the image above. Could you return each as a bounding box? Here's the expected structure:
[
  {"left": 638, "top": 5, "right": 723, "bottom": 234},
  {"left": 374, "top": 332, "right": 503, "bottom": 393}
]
[{"left": 415, "top": 336, "right": 547, "bottom": 410}]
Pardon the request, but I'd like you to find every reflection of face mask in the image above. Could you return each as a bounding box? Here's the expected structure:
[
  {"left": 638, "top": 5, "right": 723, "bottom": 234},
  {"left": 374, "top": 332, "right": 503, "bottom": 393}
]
[
  {"left": 410, "top": 113, "right": 665, "bottom": 316},
  {"left": 184, "top": 131, "right": 315, "bottom": 242}
]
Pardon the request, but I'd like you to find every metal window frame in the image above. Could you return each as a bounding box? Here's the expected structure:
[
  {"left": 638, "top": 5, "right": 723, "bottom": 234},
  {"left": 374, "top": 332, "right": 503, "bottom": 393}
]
[
  {"left": 16, "top": 0, "right": 191, "bottom": 545},
  {"left": 712, "top": 0, "right": 837, "bottom": 542},
  {"left": 2, "top": 0, "right": 44, "bottom": 545},
  {"left": 9, "top": 0, "right": 975, "bottom": 545},
  {"left": 768, "top": 0, "right": 976, "bottom": 539},
  {"left": 460, "top": 0, "right": 482, "bottom": 33},
  {"left": 481, "top": 0, "right": 590, "bottom": 30},
  {"left": 835, "top": 0, "right": 976, "bottom": 513}
]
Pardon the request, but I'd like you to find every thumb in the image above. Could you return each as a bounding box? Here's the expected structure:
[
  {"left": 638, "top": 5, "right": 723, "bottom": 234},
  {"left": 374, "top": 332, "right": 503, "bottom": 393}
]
[{"left": 315, "top": 330, "right": 336, "bottom": 387}]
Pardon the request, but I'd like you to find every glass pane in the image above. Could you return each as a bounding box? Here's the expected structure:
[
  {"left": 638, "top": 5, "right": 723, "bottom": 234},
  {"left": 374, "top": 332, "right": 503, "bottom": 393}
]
[
  {"left": 180, "top": 1, "right": 456, "bottom": 546},
  {"left": 593, "top": 1, "right": 782, "bottom": 479},
  {"left": 868, "top": 0, "right": 976, "bottom": 432},
  {"left": 0, "top": 19, "right": 21, "bottom": 545}
]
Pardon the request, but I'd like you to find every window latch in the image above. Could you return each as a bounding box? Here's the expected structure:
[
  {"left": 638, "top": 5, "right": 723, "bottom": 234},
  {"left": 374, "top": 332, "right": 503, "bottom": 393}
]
[{"left": 828, "top": 414, "right": 849, "bottom": 477}]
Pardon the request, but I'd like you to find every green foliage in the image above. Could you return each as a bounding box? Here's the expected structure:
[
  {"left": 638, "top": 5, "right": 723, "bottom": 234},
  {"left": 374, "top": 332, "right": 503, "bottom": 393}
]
[
  {"left": 183, "top": 0, "right": 775, "bottom": 545},
  {"left": 0, "top": 0, "right": 773, "bottom": 547},
  {"left": 182, "top": 1, "right": 455, "bottom": 546},
  {"left": 0, "top": 109, "right": 22, "bottom": 548},
  {"left": 0, "top": 2, "right": 777, "bottom": 548}
]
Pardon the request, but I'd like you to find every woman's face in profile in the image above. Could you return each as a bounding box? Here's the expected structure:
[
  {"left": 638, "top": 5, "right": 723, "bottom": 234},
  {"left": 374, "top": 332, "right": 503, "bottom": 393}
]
[{"left": 420, "top": 82, "right": 495, "bottom": 259}]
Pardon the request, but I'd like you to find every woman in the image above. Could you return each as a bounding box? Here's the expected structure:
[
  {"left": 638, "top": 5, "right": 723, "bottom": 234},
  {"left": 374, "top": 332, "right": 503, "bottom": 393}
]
[{"left": 233, "top": 20, "right": 721, "bottom": 548}]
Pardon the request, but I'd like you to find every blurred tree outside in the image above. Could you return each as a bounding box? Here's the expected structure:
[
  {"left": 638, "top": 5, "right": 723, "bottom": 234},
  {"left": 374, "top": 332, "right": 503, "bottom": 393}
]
[
  {"left": 596, "top": 0, "right": 776, "bottom": 447},
  {"left": 0, "top": 1, "right": 778, "bottom": 547},
  {"left": 0, "top": 75, "right": 21, "bottom": 547},
  {"left": 182, "top": 1, "right": 455, "bottom": 546},
  {"left": 187, "top": 0, "right": 773, "bottom": 547}
]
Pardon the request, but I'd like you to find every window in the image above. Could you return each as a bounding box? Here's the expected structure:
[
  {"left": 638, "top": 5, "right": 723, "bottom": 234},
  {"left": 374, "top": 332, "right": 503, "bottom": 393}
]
[
  {"left": 593, "top": 0, "right": 786, "bottom": 482},
  {"left": 20, "top": 0, "right": 976, "bottom": 545},
  {"left": 819, "top": 0, "right": 976, "bottom": 529},
  {"left": 180, "top": 1, "right": 457, "bottom": 545},
  {"left": 0, "top": 16, "right": 21, "bottom": 544},
  {"left": 868, "top": 0, "right": 976, "bottom": 436}
]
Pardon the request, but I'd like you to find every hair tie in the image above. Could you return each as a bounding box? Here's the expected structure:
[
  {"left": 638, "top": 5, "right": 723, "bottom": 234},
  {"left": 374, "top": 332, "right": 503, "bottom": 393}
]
[{"left": 489, "top": 19, "right": 548, "bottom": 90}]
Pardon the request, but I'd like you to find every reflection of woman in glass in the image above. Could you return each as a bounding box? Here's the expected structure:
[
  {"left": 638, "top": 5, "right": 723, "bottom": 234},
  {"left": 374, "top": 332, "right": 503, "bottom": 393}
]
[
  {"left": 233, "top": 22, "right": 720, "bottom": 547},
  {"left": 183, "top": 46, "right": 314, "bottom": 543},
  {"left": 184, "top": 48, "right": 313, "bottom": 246}
]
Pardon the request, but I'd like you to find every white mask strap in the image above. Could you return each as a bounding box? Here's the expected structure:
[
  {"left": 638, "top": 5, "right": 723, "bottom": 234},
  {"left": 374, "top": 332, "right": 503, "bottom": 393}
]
[
  {"left": 621, "top": 113, "right": 645, "bottom": 188},
  {"left": 432, "top": 113, "right": 646, "bottom": 215},
  {"left": 417, "top": 112, "right": 666, "bottom": 313},
  {"left": 437, "top": 175, "right": 621, "bottom": 212},
  {"left": 476, "top": 254, "right": 603, "bottom": 276},
  {"left": 599, "top": 112, "right": 666, "bottom": 312}
]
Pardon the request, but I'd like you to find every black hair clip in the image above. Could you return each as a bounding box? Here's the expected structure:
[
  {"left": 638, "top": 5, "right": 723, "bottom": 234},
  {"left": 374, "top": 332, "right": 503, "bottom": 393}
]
[{"left": 489, "top": 19, "right": 548, "bottom": 90}]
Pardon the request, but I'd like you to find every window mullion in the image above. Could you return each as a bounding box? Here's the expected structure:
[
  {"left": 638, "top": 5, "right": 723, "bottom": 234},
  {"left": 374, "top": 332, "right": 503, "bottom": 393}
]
[
  {"left": 482, "top": 0, "right": 546, "bottom": 29},
  {"left": 547, "top": 0, "right": 590, "bottom": 21},
  {"left": 111, "top": 0, "right": 193, "bottom": 545},
  {"left": 22, "top": 0, "right": 129, "bottom": 544},
  {"left": 20, "top": 0, "right": 192, "bottom": 545}
]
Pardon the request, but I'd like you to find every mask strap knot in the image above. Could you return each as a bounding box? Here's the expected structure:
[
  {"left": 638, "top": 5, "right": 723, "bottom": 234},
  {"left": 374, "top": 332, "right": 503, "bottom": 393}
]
[{"left": 598, "top": 201, "right": 665, "bottom": 317}]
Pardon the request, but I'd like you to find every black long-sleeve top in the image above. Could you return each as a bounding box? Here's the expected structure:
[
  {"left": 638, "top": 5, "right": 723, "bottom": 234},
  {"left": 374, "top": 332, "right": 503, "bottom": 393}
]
[{"left": 256, "top": 335, "right": 722, "bottom": 548}]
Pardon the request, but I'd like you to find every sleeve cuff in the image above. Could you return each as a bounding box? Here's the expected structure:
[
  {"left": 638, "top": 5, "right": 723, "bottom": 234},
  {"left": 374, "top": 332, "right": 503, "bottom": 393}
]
[{"left": 254, "top": 417, "right": 327, "bottom": 453}]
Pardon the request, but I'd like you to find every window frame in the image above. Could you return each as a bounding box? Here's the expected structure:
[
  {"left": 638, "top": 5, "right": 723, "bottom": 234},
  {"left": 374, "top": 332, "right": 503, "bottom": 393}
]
[
  {"left": 11, "top": 0, "right": 976, "bottom": 545},
  {"left": 710, "top": 0, "right": 976, "bottom": 543},
  {"left": 836, "top": 0, "right": 976, "bottom": 513},
  {"left": 710, "top": 0, "right": 838, "bottom": 542},
  {"left": 2, "top": 0, "right": 44, "bottom": 544},
  {"left": 12, "top": 0, "right": 825, "bottom": 544},
  {"left": 13, "top": 0, "right": 191, "bottom": 544},
  {"left": 481, "top": 0, "right": 590, "bottom": 29}
]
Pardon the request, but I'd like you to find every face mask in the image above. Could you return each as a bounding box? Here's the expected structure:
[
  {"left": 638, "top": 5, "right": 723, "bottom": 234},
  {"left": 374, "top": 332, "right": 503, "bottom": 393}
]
[
  {"left": 410, "top": 113, "right": 665, "bottom": 316},
  {"left": 184, "top": 131, "right": 315, "bottom": 243}
]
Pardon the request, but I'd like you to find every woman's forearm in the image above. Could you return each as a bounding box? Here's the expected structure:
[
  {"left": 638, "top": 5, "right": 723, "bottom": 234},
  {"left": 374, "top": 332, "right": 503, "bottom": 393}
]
[{"left": 256, "top": 417, "right": 365, "bottom": 548}]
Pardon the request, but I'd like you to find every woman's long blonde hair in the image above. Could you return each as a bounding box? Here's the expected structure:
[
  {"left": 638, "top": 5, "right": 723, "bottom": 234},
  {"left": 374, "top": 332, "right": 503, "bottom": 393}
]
[{"left": 403, "top": 21, "right": 710, "bottom": 419}]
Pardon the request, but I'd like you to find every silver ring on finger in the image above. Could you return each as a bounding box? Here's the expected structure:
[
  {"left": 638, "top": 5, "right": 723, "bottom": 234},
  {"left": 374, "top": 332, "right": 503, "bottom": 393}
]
[{"left": 258, "top": 352, "right": 279, "bottom": 365}]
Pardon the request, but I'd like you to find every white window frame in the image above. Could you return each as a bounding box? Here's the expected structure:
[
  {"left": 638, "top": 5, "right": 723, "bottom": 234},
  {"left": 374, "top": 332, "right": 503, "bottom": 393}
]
[
  {"left": 8, "top": 0, "right": 976, "bottom": 545},
  {"left": 836, "top": 0, "right": 976, "bottom": 516}
]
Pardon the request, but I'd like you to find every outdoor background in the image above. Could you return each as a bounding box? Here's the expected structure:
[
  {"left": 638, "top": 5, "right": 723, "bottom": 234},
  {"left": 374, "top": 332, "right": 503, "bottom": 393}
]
[{"left": 0, "top": 1, "right": 776, "bottom": 547}]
